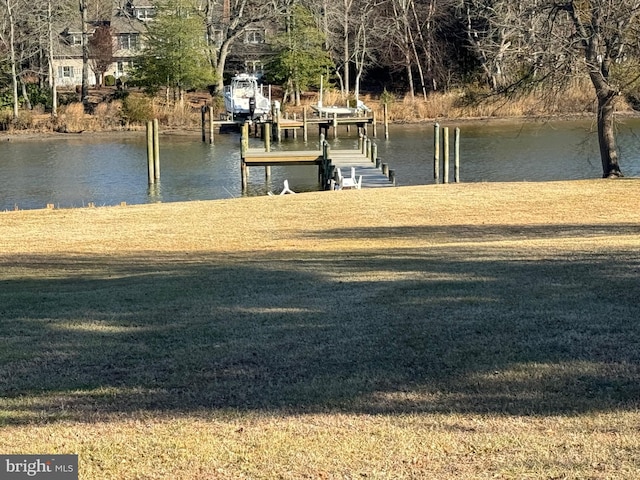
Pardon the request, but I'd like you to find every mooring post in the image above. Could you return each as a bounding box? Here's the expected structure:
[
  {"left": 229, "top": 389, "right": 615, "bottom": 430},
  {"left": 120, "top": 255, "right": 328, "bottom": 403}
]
[
  {"left": 264, "top": 122, "right": 271, "bottom": 152},
  {"left": 241, "top": 122, "right": 249, "bottom": 190},
  {"left": 389, "top": 169, "right": 396, "bottom": 186},
  {"left": 455, "top": 127, "right": 461, "bottom": 183},
  {"left": 146, "top": 120, "right": 155, "bottom": 185},
  {"left": 303, "top": 107, "right": 308, "bottom": 142},
  {"left": 443, "top": 126, "right": 450, "bottom": 184},
  {"left": 372, "top": 110, "right": 378, "bottom": 138},
  {"left": 382, "top": 163, "right": 389, "bottom": 177},
  {"left": 153, "top": 118, "right": 160, "bottom": 180},
  {"left": 384, "top": 104, "right": 389, "bottom": 140},
  {"left": 366, "top": 138, "right": 372, "bottom": 161},
  {"left": 275, "top": 104, "right": 282, "bottom": 142},
  {"left": 208, "top": 106, "right": 214, "bottom": 145},
  {"left": 332, "top": 112, "right": 338, "bottom": 139},
  {"left": 201, "top": 105, "right": 206, "bottom": 143},
  {"left": 293, "top": 113, "right": 298, "bottom": 139},
  {"left": 434, "top": 123, "right": 440, "bottom": 184},
  {"left": 372, "top": 143, "right": 378, "bottom": 163}
]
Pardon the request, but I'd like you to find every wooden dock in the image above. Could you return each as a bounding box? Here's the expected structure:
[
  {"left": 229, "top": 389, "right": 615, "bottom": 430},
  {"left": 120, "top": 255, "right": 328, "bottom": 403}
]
[
  {"left": 200, "top": 105, "right": 389, "bottom": 144},
  {"left": 240, "top": 124, "right": 395, "bottom": 191}
]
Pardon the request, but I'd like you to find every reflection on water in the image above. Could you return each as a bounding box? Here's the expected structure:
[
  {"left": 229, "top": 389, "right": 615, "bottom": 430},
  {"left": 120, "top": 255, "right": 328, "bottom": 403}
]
[{"left": 1, "top": 118, "right": 639, "bottom": 211}]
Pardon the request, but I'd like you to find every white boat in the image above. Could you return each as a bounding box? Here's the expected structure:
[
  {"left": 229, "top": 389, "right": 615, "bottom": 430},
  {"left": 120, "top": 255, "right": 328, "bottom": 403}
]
[{"left": 224, "top": 74, "right": 271, "bottom": 121}]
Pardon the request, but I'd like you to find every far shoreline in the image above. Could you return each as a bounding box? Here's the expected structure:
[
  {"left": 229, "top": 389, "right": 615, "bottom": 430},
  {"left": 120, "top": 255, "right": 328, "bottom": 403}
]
[{"left": 3, "top": 111, "right": 640, "bottom": 143}]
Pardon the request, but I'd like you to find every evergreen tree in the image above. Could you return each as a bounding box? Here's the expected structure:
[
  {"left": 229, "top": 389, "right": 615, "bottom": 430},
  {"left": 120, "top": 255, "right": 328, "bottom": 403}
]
[
  {"left": 132, "top": 0, "right": 216, "bottom": 105},
  {"left": 268, "top": 4, "right": 333, "bottom": 106}
]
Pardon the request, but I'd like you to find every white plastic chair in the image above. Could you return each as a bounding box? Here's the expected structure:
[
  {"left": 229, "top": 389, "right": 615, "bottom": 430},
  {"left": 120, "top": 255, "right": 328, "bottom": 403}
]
[
  {"left": 280, "top": 179, "right": 296, "bottom": 195},
  {"left": 336, "top": 167, "right": 362, "bottom": 190}
]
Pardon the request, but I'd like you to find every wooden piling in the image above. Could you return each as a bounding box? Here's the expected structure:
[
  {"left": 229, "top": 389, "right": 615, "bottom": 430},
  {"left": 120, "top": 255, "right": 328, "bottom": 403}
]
[
  {"left": 264, "top": 122, "right": 271, "bottom": 152},
  {"left": 240, "top": 122, "right": 249, "bottom": 190},
  {"left": 443, "top": 126, "right": 450, "bottom": 184},
  {"left": 384, "top": 104, "right": 389, "bottom": 140},
  {"left": 372, "top": 143, "right": 378, "bottom": 163},
  {"left": 146, "top": 120, "right": 155, "bottom": 185},
  {"left": 389, "top": 169, "right": 396, "bottom": 186},
  {"left": 153, "top": 118, "right": 160, "bottom": 180},
  {"left": 200, "top": 106, "right": 206, "bottom": 143},
  {"left": 382, "top": 163, "right": 389, "bottom": 177},
  {"left": 303, "top": 107, "right": 308, "bottom": 141},
  {"left": 372, "top": 110, "right": 378, "bottom": 138},
  {"left": 455, "top": 127, "right": 461, "bottom": 183},
  {"left": 208, "top": 106, "right": 214, "bottom": 144},
  {"left": 433, "top": 123, "right": 440, "bottom": 184},
  {"left": 332, "top": 112, "right": 338, "bottom": 139}
]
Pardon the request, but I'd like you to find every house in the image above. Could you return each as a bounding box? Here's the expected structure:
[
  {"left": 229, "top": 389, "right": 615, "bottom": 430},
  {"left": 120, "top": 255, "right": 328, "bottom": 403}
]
[
  {"left": 53, "top": 0, "right": 153, "bottom": 87},
  {"left": 52, "top": 0, "right": 276, "bottom": 88}
]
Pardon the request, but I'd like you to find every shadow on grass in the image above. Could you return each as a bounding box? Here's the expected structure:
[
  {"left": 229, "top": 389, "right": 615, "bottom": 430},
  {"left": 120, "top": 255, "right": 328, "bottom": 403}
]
[{"left": 1, "top": 223, "right": 639, "bottom": 424}]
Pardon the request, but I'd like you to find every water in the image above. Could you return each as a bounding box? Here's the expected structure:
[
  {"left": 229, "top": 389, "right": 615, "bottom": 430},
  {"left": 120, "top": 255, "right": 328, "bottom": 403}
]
[{"left": 1, "top": 118, "right": 639, "bottom": 211}]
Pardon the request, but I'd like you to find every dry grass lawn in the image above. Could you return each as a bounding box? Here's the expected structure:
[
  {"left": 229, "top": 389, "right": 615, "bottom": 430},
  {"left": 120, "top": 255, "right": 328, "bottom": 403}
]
[{"left": 1, "top": 180, "right": 640, "bottom": 479}]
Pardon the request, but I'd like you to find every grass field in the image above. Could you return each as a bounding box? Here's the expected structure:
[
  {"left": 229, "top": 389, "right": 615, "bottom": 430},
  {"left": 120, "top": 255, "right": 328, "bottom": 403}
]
[{"left": 1, "top": 180, "right": 640, "bottom": 479}]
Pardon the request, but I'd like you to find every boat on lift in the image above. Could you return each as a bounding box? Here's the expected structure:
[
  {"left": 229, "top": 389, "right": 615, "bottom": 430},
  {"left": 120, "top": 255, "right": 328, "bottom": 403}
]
[{"left": 223, "top": 73, "right": 271, "bottom": 121}]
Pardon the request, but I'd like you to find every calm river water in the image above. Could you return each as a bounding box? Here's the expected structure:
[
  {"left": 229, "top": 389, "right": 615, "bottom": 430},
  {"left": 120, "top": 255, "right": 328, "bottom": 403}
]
[{"left": 1, "top": 118, "right": 640, "bottom": 211}]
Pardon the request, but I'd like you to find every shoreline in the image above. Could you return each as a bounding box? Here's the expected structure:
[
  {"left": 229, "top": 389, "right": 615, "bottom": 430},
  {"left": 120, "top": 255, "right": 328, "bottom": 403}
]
[
  {"left": 3, "top": 111, "right": 640, "bottom": 142},
  {"left": 2, "top": 178, "right": 638, "bottom": 216}
]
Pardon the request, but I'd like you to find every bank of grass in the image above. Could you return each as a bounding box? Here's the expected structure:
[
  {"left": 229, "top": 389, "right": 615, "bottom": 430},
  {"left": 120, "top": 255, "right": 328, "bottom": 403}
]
[{"left": 1, "top": 180, "right": 640, "bottom": 478}]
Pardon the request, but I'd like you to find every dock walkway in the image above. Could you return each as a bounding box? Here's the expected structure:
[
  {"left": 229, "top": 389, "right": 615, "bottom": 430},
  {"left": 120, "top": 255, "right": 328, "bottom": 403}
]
[
  {"left": 328, "top": 150, "right": 395, "bottom": 189},
  {"left": 240, "top": 122, "right": 395, "bottom": 191}
]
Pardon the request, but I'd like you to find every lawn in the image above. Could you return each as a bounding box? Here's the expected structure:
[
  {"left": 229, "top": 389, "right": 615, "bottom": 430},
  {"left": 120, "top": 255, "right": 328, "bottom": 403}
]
[{"left": 1, "top": 180, "right": 640, "bottom": 479}]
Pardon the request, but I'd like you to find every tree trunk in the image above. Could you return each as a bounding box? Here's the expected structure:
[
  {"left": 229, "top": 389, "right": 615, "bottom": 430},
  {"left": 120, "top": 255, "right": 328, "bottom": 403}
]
[
  {"left": 20, "top": 78, "right": 32, "bottom": 110},
  {"left": 4, "top": 0, "right": 20, "bottom": 119},
  {"left": 48, "top": 0, "right": 57, "bottom": 117},
  {"left": 596, "top": 91, "right": 623, "bottom": 178},
  {"left": 80, "top": 0, "right": 89, "bottom": 110}
]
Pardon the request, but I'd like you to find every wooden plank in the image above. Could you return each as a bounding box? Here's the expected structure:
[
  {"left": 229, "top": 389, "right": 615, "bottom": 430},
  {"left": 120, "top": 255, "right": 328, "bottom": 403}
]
[{"left": 243, "top": 149, "right": 323, "bottom": 166}]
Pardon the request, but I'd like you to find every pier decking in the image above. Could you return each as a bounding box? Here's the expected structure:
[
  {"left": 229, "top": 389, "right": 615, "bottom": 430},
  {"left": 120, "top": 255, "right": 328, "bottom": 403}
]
[{"left": 240, "top": 124, "right": 395, "bottom": 191}]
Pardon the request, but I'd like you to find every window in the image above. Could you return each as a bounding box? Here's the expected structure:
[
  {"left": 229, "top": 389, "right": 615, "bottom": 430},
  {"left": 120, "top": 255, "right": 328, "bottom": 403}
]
[
  {"left": 117, "top": 61, "right": 133, "bottom": 73},
  {"left": 118, "top": 34, "right": 140, "bottom": 50},
  {"left": 58, "top": 66, "right": 74, "bottom": 78},
  {"left": 245, "top": 29, "right": 264, "bottom": 44},
  {"left": 134, "top": 7, "right": 155, "bottom": 20},
  {"left": 209, "top": 29, "right": 223, "bottom": 47},
  {"left": 244, "top": 61, "right": 263, "bottom": 74}
]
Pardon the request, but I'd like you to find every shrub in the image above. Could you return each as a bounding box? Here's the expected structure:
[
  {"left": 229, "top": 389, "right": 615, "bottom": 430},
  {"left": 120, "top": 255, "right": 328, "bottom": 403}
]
[
  {"left": 0, "top": 109, "right": 34, "bottom": 130},
  {"left": 122, "top": 95, "right": 153, "bottom": 124},
  {"left": 13, "top": 110, "right": 34, "bottom": 130},
  {"left": 56, "top": 102, "right": 86, "bottom": 133},
  {"left": 0, "top": 109, "right": 12, "bottom": 130},
  {"left": 380, "top": 89, "right": 396, "bottom": 106},
  {"left": 104, "top": 75, "right": 116, "bottom": 87}
]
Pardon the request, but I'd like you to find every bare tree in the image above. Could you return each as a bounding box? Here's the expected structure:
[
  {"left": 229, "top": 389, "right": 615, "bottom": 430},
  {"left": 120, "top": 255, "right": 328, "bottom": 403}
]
[
  {"left": 1, "top": 0, "right": 22, "bottom": 118},
  {"left": 79, "top": 0, "right": 89, "bottom": 108},
  {"left": 202, "top": 0, "right": 282, "bottom": 93},
  {"left": 89, "top": 24, "right": 114, "bottom": 86},
  {"left": 462, "top": 0, "right": 640, "bottom": 177}
]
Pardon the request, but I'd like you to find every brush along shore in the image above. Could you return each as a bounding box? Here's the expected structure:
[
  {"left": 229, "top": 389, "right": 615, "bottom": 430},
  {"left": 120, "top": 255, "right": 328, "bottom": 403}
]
[{"left": 1, "top": 180, "right": 640, "bottom": 479}]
